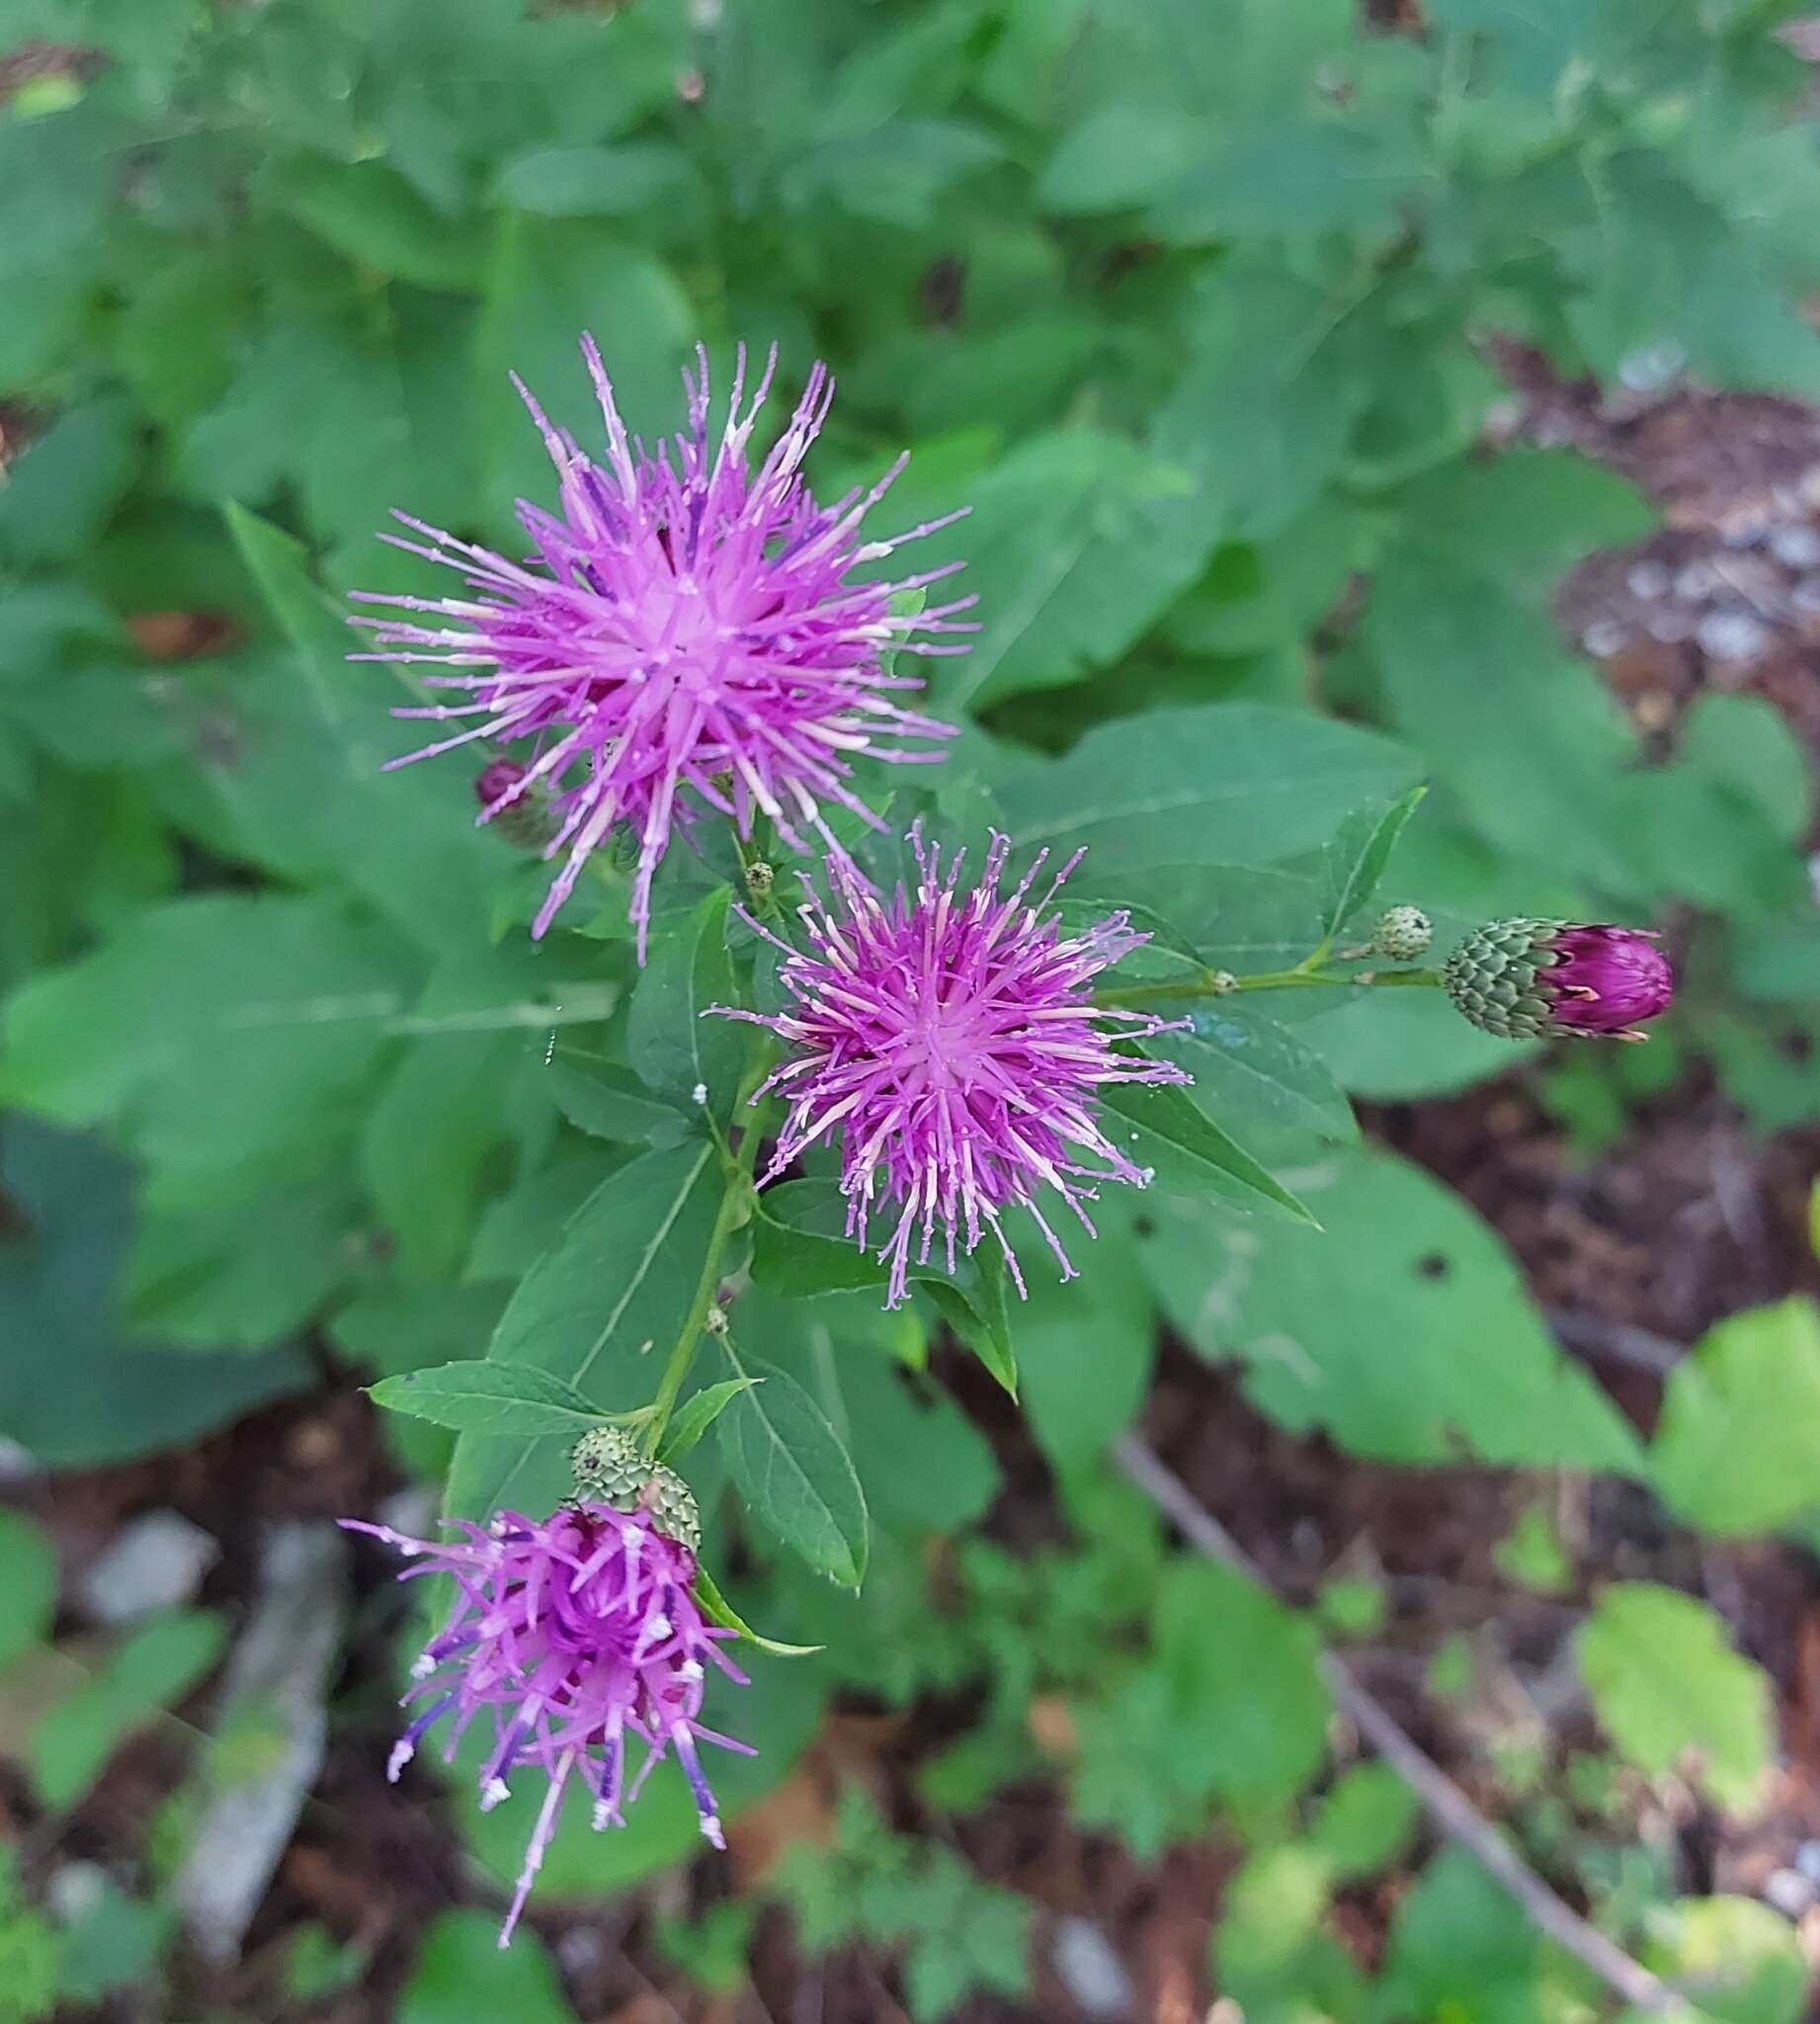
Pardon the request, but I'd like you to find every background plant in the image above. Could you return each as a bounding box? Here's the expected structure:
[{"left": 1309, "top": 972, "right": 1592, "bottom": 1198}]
[{"left": 4, "top": 0, "right": 1820, "bottom": 2019}]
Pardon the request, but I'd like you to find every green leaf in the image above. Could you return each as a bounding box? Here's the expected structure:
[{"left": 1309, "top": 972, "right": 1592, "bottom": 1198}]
[
  {"left": 1309, "top": 1762, "right": 1418, "bottom": 1883},
  {"left": 1137, "top": 1145, "right": 1644, "bottom": 1472},
  {"left": 1492, "top": 1502, "right": 1574, "bottom": 1596},
  {"left": 1016, "top": 1204, "right": 1156, "bottom": 1471},
  {"left": 1374, "top": 1848, "right": 1546, "bottom": 2021},
  {"left": 1155, "top": 1558, "right": 1331, "bottom": 1803},
  {"left": 474, "top": 215, "right": 692, "bottom": 540},
  {"left": 0, "top": 395, "right": 141, "bottom": 568},
  {"left": 926, "top": 1261, "right": 1018, "bottom": 1397},
  {"left": 626, "top": 886, "right": 747, "bottom": 1117},
  {"left": 751, "top": 1180, "right": 882, "bottom": 1298},
  {"left": 398, "top": 1911, "right": 573, "bottom": 2024},
  {"left": 0, "top": 1121, "right": 309, "bottom": 1470},
  {"left": 1649, "top": 1299, "right": 1820, "bottom": 1538},
  {"left": 718, "top": 1357, "right": 869, "bottom": 1589},
  {"left": 124, "top": 1184, "right": 357, "bottom": 1350},
  {"left": 446, "top": 1142, "right": 723, "bottom": 1523},
  {"left": 546, "top": 1051, "right": 690, "bottom": 1148},
  {"left": 933, "top": 429, "right": 1221, "bottom": 713},
  {"left": 1638, "top": 1897, "right": 1809, "bottom": 2024},
  {"left": 370, "top": 1361, "right": 607, "bottom": 1439},
  {"left": 1153, "top": 267, "right": 1373, "bottom": 542},
  {"left": 657, "top": 1378, "right": 759, "bottom": 1465},
  {"left": 29, "top": 1609, "right": 226, "bottom": 1813},
  {"left": 1, "top": 892, "right": 409, "bottom": 1192},
  {"left": 1098, "top": 1071, "right": 1316, "bottom": 1224},
  {"left": 1152, "top": 1008, "right": 1358, "bottom": 1164},
  {"left": 0, "top": 1510, "right": 57, "bottom": 1672},
  {"left": 691, "top": 1563, "right": 823, "bottom": 1657},
  {"left": 1577, "top": 1582, "right": 1773, "bottom": 1813},
  {"left": 993, "top": 705, "right": 1421, "bottom": 880},
  {"left": 490, "top": 141, "right": 702, "bottom": 217},
  {"left": 222, "top": 505, "right": 503, "bottom": 948},
  {"left": 268, "top": 158, "right": 482, "bottom": 292},
  {"left": 1319, "top": 786, "right": 1427, "bottom": 942}
]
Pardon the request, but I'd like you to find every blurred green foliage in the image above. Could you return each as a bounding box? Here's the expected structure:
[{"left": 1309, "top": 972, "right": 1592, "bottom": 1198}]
[{"left": 5, "top": 0, "right": 1820, "bottom": 2017}]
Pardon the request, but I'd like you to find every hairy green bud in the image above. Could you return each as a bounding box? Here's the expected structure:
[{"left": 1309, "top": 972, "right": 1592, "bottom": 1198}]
[{"left": 1371, "top": 904, "right": 1432, "bottom": 962}]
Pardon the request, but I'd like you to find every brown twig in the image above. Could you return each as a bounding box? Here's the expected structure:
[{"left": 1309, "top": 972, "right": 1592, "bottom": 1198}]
[{"left": 1113, "top": 1435, "right": 1692, "bottom": 2017}]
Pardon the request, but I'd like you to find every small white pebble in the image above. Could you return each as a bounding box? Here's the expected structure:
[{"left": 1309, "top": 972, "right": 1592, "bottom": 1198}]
[
  {"left": 1581, "top": 618, "right": 1629, "bottom": 657},
  {"left": 1772, "top": 524, "right": 1820, "bottom": 569},
  {"left": 1765, "top": 1868, "right": 1814, "bottom": 1917},
  {"left": 1618, "top": 340, "right": 1685, "bottom": 391},
  {"left": 1696, "top": 609, "right": 1772, "bottom": 661}
]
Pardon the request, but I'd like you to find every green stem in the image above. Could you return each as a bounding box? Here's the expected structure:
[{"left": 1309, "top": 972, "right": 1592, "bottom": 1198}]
[
  {"left": 641, "top": 1049, "right": 772, "bottom": 1457},
  {"left": 1095, "top": 965, "right": 1446, "bottom": 1010}
]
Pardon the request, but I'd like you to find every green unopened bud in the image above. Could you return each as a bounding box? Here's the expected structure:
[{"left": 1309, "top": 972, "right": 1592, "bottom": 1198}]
[
  {"left": 1442, "top": 916, "right": 1566, "bottom": 1040},
  {"left": 1209, "top": 970, "right": 1238, "bottom": 996},
  {"left": 744, "top": 859, "right": 775, "bottom": 902},
  {"left": 1371, "top": 905, "right": 1432, "bottom": 963},
  {"left": 571, "top": 1423, "right": 701, "bottom": 1551}
]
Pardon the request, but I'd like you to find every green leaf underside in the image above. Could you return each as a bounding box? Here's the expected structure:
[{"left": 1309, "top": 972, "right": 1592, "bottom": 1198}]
[
  {"left": 1321, "top": 787, "right": 1428, "bottom": 941},
  {"left": 658, "top": 1378, "right": 761, "bottom": 1465},
  {"left": 691, "top": 1563, "right": 824, "bottom": 1657},
  {"left": 370, "top": 1361, "right": 606, "bottom": 1438},
  {"left": 717, "top": 1356, "right": 869, "bottom": 1589}
]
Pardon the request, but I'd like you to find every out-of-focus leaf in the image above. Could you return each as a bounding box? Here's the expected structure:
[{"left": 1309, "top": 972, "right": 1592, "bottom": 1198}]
[
  {"left": 0, "top": 1123, "right": 308, "bottom": 1467},
  {"left": 1649, "top": 1298, "right": 1820, "bottom": 1537},
  {"left": 1577, "top": 1582, "right": 1773, "bottom": 1813},
  {"left": 1138, "top": 1145, "right": 1644, "bottom": 1472},
  {"left": 29, "top": 1609, "right": 226, "bottom": 1813}
]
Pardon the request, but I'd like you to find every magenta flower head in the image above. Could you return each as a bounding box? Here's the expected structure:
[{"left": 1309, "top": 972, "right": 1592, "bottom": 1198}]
[
  {"left": 350, "top": 338, "right": 972, "bottom": 954},
  {"left": 716, "top": 826, "right": 1193, "bottom": 1306},
  {"left": 1445, "top": 917, "right": 1674, "bottom": 1041},
  {"left": 342, "top": 1500, "right": 751, "bottom": 1946}
]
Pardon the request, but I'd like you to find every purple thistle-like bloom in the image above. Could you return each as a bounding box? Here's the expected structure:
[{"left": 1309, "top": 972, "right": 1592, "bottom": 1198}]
[
  {"left": 1544, "top": 926, "right": 1675, "bottom": 1034},
  {"left": 350, "top": 338, "right": 972, "bottom": 955},
  {"left": 718, "top": 827, "right": 1193, "bottom": 1307},
  {"left": 343, "top": 1503, "right": 751, "bottom": 1946}
]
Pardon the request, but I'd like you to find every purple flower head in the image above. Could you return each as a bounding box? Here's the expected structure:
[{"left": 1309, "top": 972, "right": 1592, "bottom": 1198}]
[
  {"left": 342, "top": 1502, "right": 751, "bottom": 1947},
  {"left": 717, "top": 826, "right": 1192, "bottom": 1306},
  {"left": 1543, "top": 925, "right": 1675, "bottom": 1035},
  {"left": 350, "top": 339, "right": 972, "bottom": 956}
]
